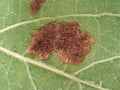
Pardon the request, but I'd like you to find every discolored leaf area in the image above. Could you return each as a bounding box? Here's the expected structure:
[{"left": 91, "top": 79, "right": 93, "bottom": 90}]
[
  {"left": 28, "top": 22, "right": 92, "bottom": 64},
  {"left": 0, "top": 0, "right": 120, "bottom": 90},
  {"left": 30, "top": 0, "right": 46, "bottom": 14}
]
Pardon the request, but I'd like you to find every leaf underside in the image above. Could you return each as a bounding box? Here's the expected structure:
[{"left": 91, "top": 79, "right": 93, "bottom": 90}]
[{"left": 0, "top": 0, "right": 120, "bottom": 90}]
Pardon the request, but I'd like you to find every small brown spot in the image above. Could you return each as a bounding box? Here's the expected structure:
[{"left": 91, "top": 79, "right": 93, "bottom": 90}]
[
  {"left": 2, "top": 62, "right": 5, "bottom": 65},
  {"left": 28, "top": 22, "right": 92, "bottom": 64},
  {"left": 30, "top": 0, "right": 46, "bottom": 14}
]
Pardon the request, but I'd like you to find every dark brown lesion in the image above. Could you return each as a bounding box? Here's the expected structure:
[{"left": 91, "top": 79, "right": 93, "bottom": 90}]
[
  {"left": 28, "top": 22, "right": 58, "bottom": 60},
  {"left": 30, "top": 0, "right": 46, "bottom": 14},
  {"left": 58, "top": 33, "right": 92, "bottom": 64},
  {"left": 28, "top": 22, "right": 92, "bottom": 64}
]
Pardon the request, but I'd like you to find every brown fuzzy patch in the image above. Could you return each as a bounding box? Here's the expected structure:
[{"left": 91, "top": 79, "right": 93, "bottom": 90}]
[
  {"left": 30, "top": 0, "right": 46, "bottom": 14},
  {"left": 28, "top": 22, "right": 92, "bottom": 64}
]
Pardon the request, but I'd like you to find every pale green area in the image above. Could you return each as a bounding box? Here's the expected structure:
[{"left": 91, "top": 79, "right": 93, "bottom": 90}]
[{"left": 0, "top": 0, "right": 120, "bottom": 90}]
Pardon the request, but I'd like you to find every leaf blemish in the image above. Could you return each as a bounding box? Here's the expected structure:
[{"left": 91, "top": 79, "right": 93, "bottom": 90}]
[
  {"left": 28, "top": 22, "right": 93, "bottom": 64},
  {"left": 30, "top": 0, "right": 46, "bottom": 14}
]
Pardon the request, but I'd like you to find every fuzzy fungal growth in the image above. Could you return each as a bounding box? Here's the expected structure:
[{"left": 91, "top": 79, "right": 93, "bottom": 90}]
[
  {"left": 28, "top": 22, "right": 92, "bottom": 64},
  {"left": 30, "top": 0, "right": 46, "bottom": 14}
]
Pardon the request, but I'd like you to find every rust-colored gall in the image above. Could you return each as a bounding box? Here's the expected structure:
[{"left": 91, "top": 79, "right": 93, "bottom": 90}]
[
  {"left": 28, "top": 22, "right": 92, "bottom": 64},
  {"left": 30, "top": 0, "right": 46, "bottom": 14}
]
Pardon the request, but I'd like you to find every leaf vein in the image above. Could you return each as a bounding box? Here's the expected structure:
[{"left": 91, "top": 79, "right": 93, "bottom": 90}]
[
  {"left": 0, "top": 13, "right": 120, "bottom": 34},
  {"left": 74, "top": 55, "right": 120, "bottom": 75},
  {"left": 0, "top": 45, "right": 109, "bottom": 90},
  {"left": 25, "top": 63, "right": 37, "bottom": 90}
]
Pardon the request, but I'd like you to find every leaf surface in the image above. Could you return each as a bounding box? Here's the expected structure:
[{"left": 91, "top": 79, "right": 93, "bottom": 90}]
[{"left": 0, "top": 0, "right": 120, "bottom": 90}]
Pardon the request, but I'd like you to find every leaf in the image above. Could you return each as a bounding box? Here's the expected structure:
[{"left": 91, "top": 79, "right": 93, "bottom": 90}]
[{"left": 0, "top": 0, "right": 120, "bottom": 90}]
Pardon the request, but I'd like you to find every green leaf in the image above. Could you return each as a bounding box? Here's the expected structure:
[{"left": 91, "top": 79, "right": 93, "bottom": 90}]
[{"left": 0, "top": 0, "right": 120, "bottom": 90}]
